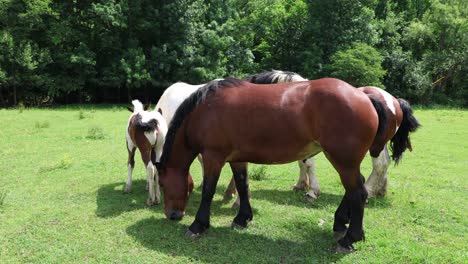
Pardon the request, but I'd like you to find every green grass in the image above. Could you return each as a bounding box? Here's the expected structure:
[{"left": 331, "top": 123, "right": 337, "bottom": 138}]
[{"left": 0, "top": 107, "right": 466, "bottom": 263}]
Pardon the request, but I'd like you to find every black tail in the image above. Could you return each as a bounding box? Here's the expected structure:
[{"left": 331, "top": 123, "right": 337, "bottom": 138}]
[
  {"left": 368, "top": 94, "right": 388, "bottom": 138},
  {"left": 390, "top": 99, "right": 421, "bottom": 164},
  {"left": 134, "top": 114, "right": 158, "bottom": 132}
]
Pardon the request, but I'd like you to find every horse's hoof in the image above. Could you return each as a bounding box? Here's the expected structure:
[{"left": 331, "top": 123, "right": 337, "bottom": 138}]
[
  {"left": 333, "top": 230, "right": 347, "bottom": 242},
  {"left": 146, "top": 198, "right": 156, "bottom": 206},
  {"left": 335, "top": 242, "right": 355, "bottom": 254},
  {"left": 231, "top": 221, "right": 246, "bottom": 230},
  {"left": 185, "top": 230, "right": 201, "bottom": 239},
  {"left": 303, "top": 192, "right": 318, "bottom": 202}
]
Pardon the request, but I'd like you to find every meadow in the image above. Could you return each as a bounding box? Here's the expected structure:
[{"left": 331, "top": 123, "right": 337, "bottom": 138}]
[{"left": 0, "top": 106, "right": 466, "bottom": 263}]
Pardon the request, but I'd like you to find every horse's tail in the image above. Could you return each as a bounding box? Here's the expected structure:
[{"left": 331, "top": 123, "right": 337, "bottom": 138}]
[
  {"left": 369, "top": 95, "right": 388, "bottom": 139},
  {"left": 368, "top": 94, "right": 389, "bottom": 157},
  {"left": 132, "top": 100, "right": 144, "bottom": 113},
  {"left": 390, "top": 99, "right": 421, "bottom": 164}
]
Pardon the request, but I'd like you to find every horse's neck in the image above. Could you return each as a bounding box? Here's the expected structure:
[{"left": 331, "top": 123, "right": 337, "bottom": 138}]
[{"left": 166, "top": 129, "right": 197, "bottom": 171}]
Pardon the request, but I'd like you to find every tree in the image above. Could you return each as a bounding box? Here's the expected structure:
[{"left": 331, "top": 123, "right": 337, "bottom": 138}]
[{"left": 328, "top": 43, "right": 386, "bottom": 87}]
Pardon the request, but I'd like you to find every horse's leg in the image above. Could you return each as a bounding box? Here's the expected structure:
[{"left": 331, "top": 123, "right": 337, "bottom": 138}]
[
  {"left": 224, "top": 177, "right": 237, "bottom": 200},
  {"left": 324, "top": 152, "right": 367, "bottom": 253},
  {"left": 197, "top": 154, "right": 204, "bottom": 189},
  {"left": 152, "top": 147, "right": 162, "bottom": 205},
  {"left": 230, "top": 162, "right": 253, "bottom": 228},
  {"left": 338, "top": 171, "right": 367, "bottom": 253},
  {"left": 333, "top": 174, "right": 365, "bottom": 242},
  {"left": 187, "top": 156, "right": 224, "bottom": 237},
  {"left": 140, "top": 149, "right": 157, "bottom": 206},
  {"left": 124, "top": 141, "right": 136, "bottom": 193},
  {"left": 303, "top": 158, "right": 321, "bottom": 202},
  {"left": 292, "top": 160, "right": 309, "bottom": 191},
  {"left": 365, "top": 145, "right": 390, "bottom": 198}
]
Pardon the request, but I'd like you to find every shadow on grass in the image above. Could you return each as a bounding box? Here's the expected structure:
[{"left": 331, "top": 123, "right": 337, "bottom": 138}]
[
  {"left": 126, "top": 217, "right": 346, "bottom": 263},
  {"left": 96, "top": 180, "right": 252, "bottom": 218},
  {"left": 250, "top": 189, "right": 343, "bottom": 209},
  {"left": 95, "top": 180, "right": 154, "bottom": 218},
  {"left": 366, "top": 196, "right": 392, "bottom": 209}
]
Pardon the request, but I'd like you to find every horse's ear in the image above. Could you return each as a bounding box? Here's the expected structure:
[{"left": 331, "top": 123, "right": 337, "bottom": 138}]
[
  {"left": 127, "top": 107, "right": 133, "bottom": 112},
  {"left": 157, "top": 108, "right": 163, "bottom": 115}
]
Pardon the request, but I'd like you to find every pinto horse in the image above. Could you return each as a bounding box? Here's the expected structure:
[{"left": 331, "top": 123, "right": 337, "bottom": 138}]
[
  {"left": 157, "top": 78, "right": 390, "bottom": 252},
  {"left": 244, "top": 70, "right": 420, "bottom": 199},
  {"left": 125, "top": 100, "right": 167, "bottom": 205}
]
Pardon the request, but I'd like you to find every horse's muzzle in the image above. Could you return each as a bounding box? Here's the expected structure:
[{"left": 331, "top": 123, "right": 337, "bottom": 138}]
[{"left": 166, "top": 210, "right": 184, "bottom": 221}]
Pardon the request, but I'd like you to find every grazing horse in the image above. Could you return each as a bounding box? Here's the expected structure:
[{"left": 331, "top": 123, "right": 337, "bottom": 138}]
[
  {"left": 245, "top": 70, "right": 420, "bottom": 199},
  {"left": 125, "top": 100, "right": 168, "bottom": 205},
  {"left": 155, "top": 72, "right": 319, "bottom": 207},
  {"left": 157, "top": 78, "right": 392, "bottom": 252}
]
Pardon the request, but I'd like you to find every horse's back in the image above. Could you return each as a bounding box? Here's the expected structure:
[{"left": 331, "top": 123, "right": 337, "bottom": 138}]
[
  {"left": 156, "top": 82, "right": 204, "bottom": 123},
  {"left": 187, "top": 78, "right": 378, "bottom": 164}
]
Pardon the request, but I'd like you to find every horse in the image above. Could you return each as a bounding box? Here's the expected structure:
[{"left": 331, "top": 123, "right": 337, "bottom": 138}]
[
  {"left": 125, "top": 100, "right": 168, "bottom": 205},
  {"left": 155, "top": 71, "right": 319, "bottom": 207},
  {"left": 245, "top": 70, "right": 420, "bottom": 199},
  {"left": 157, "top": 78, "right": 398, "bottom": 252}
]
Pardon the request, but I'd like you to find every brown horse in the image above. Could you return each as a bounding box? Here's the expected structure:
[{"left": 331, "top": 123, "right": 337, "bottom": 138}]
[
  {"left": 237, "top": 70, "right": 420, "bottom": 199},
  {"left": 157, "top": 78, "right": 389, "bottom": 252}
]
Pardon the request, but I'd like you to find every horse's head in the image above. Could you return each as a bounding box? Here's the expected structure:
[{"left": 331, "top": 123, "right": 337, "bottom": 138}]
[{"left": 157, "top": 165, "right": 194, "bottom": 221}]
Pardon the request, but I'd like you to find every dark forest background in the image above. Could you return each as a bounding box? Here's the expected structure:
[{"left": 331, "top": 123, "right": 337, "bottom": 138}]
[{"left": 0, "top": 0, "right": 466, "bottom": 107}]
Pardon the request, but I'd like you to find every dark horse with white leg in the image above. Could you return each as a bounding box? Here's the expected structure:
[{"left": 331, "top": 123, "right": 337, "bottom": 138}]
[{"left": 157, "top": 78, "right": 389, "bottom": 252}]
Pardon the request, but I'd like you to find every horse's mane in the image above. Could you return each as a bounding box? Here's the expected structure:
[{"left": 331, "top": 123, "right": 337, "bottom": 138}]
[
  {"left": 243, "top": 70, "right": 307, "bottom": 84},
  {"left": 159, "top": 78, "right": 244, "bottom": 168}
]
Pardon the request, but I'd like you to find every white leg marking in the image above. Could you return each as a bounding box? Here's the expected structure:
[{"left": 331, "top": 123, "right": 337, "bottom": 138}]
[
  {"left": 304, "top": 158, "right": 320, "bottom": 200},
  {"left": 154, "top": 166, "right": 161, "bottom": 205},
  {"left": 124, "top": 163, "right": 134, "bottom": 193},
  {"left": 146, "top": 162, "right": 157, "bottom": 206},
  {"left": 365, "top": 145, "right": 391, "bottom": 198},
  {"left": 293, "top": 160, "right": 309, "bottom": 191}
]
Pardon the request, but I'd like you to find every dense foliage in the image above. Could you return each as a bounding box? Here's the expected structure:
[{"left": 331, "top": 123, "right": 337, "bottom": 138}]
[{"left": 0, "top": 0, "right": 466, "bottom": 106}]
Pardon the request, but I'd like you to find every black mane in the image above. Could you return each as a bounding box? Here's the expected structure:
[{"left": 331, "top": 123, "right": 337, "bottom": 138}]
[
  {"left": 243, "top": 70, "right": 305, "bottom": 84},
  {"left": 159, "top": 78, "right": 244, "bottom": 168}
]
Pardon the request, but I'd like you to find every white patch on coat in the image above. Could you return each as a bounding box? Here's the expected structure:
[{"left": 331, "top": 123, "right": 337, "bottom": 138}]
[
  {"left": 155, "top": 82, "right": 205, "bottom": 124},
  {"left": 272, "top": 70, "right": 307, "bottom": 82},
  {"left": 374, "top": 88, "right": 396, "bottom": 115}
]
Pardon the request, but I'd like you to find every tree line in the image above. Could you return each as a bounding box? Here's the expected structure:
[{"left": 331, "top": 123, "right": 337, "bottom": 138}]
[{"left": 0, "top": 0, "right": 466, "bottom": 107}]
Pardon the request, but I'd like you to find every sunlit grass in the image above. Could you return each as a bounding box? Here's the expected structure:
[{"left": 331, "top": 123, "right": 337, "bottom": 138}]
[{"left": 0, "top": 107, "right": 466, "bottom": 263}]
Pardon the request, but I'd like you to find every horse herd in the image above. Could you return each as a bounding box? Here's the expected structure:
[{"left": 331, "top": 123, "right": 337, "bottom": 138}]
[{"left": 124, "top": 70, "right": 420, "bottom": 253}]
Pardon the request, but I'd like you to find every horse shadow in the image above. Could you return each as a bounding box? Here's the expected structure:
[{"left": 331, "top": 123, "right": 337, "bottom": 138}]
[
  {"left": 126, "top": 217, "right": 346, "bottom": 263},
  {"left": 95, "top": 180, "right": 155, "bottom": 218},
  {"left": 96, "top": 179, "right": 389, "bottom": 219},
  {"left": 95, "top": 180, "right": 253, "bottom": 218},
  {"left": 250, "top": 189, "right": 343, "bottom": 209}
]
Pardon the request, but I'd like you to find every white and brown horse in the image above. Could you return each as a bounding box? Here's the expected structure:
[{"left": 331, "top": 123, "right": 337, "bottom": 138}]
[
  {"left": 125, "top": 100, "right": 167, "bottom": 205},
  {"left": 157, "top": 78, "right": 395, "bottom": 252}
]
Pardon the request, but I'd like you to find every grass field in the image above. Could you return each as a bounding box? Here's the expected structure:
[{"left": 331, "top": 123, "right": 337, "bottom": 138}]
[{"left": 0, "top": 106, "right": 466, "bottom": 263}]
